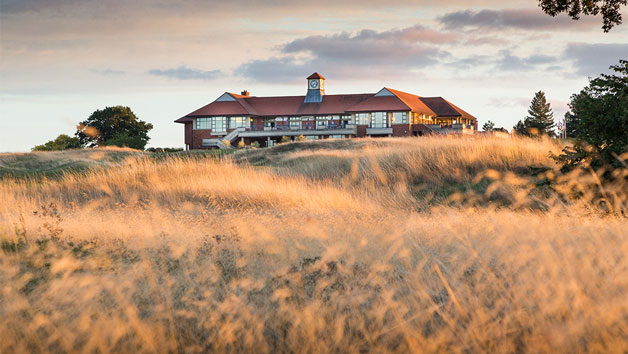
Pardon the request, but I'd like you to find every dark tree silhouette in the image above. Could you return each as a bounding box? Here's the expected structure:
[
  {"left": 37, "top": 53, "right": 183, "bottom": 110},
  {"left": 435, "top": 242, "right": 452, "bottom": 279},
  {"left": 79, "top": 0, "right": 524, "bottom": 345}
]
[
  {"left": 538, "top": 0, "right": 627, "bottom": 32},
  {"left": 556, "top": 59, "right": 628, "bottom": 170},
  {"left": 514, "top": 91, "right": 555, "bottom": 136},
  {"left": 482, "top": 120, "right": 496, "bottom": 132}
]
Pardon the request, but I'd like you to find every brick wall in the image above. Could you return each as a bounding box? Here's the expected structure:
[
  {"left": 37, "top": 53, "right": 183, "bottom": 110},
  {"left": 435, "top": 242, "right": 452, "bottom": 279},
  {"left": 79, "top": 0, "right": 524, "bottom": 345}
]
[
  {"left": 191, "top": 130, "right": 220, "bottom": 149},
  {"left": 392, "top": 124, "right": 411, "bottom": 137},
  {"left": 356, "top": 125, "right": 368, "bottom": 137}
]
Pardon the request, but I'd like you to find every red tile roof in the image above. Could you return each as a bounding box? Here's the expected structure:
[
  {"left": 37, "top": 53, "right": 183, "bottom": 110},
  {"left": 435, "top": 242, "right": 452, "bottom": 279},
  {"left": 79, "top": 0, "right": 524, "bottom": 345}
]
[
  {"left": 174, "top": 88, "right": 477, "bottom": 123},
  {"left": 306, "top": 72, "right": 325, "bottom": 80},
  {"left": 345, "top": 88, "right": 436, "bottom": 116},
  {"left": 419, "top": 97, "right": 477, "bottom": 120}
]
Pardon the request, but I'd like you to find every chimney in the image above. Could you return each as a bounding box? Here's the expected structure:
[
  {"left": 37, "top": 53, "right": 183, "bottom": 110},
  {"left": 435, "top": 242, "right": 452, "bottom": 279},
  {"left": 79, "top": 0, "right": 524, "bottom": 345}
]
[{"left": 241, "top": 90, "right": 250, "bottom": 97}]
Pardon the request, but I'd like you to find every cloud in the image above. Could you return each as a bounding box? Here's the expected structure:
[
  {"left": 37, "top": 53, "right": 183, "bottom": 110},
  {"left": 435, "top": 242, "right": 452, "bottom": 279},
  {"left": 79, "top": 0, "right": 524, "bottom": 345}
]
[
  {"left": 439, "top": 8, "right": 598, "bottom": 31},
  {"left": 496, "top": 50, "right": 557, "bottom": 71},
  {"left": 236, "top": 24, "right": 454, "bottom": 83},
  {"left": 236, "top": 57, "right": 311, "bottom": 83},
  {"left": 563, "top": 43, "right": 628, "bottom": 76},
  {"left": 91, "top": 68, "right": 125, "bottom": 76},
  {"left": 447, "top": 51, "right": 558, "bottom": 72},
  {"left": 148, "top": 66, "right": 223, "bottom": 81},
  {"left": 282, "top": 25, "right": 454, "bottom": 65}
]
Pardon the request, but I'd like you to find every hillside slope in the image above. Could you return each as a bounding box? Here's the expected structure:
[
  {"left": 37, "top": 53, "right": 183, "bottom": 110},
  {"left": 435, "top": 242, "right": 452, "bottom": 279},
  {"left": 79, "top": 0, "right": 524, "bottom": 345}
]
[{"left": 0, "top": 148, "right": 144, "bottom": 179}]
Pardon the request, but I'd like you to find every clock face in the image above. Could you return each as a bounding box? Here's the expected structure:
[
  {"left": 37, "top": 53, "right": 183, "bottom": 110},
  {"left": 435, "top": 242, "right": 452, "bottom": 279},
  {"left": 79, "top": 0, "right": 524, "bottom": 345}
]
[{"left": 309, "top": 80, "right": 319, "bottom": 89}]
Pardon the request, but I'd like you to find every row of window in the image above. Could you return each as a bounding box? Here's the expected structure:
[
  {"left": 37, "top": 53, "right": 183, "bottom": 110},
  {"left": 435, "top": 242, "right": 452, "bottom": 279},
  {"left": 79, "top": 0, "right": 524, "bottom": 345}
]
[
  {"left": 194, "top": 117, "right": 250, "bottom": 132},
  {"left": 194, "top": 112, "right": 440, "bottom": 131},
  {"left": 357, "top": 112, "right": 410, "bottom": 128}
]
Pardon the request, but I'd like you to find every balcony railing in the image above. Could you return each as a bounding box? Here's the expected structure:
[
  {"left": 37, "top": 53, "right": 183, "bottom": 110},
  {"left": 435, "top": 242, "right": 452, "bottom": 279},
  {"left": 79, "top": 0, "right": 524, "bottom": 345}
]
[{"left": 247, "top": 123, "right": 352, "bottom": 132}]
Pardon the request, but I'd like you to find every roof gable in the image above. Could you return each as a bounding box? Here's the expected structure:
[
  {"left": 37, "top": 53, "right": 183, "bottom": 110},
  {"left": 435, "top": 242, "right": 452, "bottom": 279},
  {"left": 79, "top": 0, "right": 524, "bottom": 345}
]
[
  {"left": 374, "top": 88, "right": 395, "bottom": 97},
  {"left": 216, "top": 93, "right": 237, "bottom": 102},
  {"left": 419, "top": 97, "right": 477, "bottom": 120},
  {"left": 347, "top": 88, "right": 436, "bottom": 115},
  {"left": 307, "top": 72, "right": 325, "bottom": 80}
]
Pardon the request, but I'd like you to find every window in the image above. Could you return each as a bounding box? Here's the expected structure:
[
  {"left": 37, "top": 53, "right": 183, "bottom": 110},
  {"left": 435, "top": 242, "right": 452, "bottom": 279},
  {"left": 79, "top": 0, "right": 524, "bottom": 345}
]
[
  {"left": 329, "top": 135, "right": 345, "bottom": 139},
  {"left": 316, "top": 116, "right": 329, "bottom": 127},
  {"left": 356, "top": 113, "right": 370, "bottom": 125},
  {"left": 195, "top": 117, "right": 249, "bottom": 131},
  {"left": 306, "top": 136, "right": 319, "bottom": 140},
  {"left": 213, "top": 117, "right": 227, "bottom": 132},
  {"left": 195, "top": 118, "right": 211, "bottom": 130},
  {"left": 289, "top": 117, "right": 301, "bottom": 127},
  {"left": 229, "top": 116, "right": 248, "bottom": 129},
  {"left": 392, "top": 112, "right": 408, "bottom": 125},
  {"left": 370, "top": 112, "right": 388, "bottom": 128}
]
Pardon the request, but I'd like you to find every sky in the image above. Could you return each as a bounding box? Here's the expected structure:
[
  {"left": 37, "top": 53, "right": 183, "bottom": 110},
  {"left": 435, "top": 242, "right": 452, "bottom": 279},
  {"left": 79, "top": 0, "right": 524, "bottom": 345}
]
[{"left": 1, "top": 0, "right": 627, "bottom": 152}]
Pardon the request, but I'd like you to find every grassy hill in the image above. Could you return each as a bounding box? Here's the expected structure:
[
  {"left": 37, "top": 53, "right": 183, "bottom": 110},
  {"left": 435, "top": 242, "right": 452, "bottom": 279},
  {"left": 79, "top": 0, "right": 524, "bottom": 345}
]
[
  {"left": 0, "top": 147, "right": 230, "bottom": 179},
  {"left": 0, "top": 148, "right": 144, "bottom": 179},
  {"left": 1, "top": 136, "right": 627, "bottom": 353}
]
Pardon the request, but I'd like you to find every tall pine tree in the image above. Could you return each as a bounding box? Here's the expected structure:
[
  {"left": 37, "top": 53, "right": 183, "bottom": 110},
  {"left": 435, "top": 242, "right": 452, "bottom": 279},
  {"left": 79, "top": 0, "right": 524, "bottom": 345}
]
[{"left": 516, "top": 91, "right": 556, "bottom": 137}]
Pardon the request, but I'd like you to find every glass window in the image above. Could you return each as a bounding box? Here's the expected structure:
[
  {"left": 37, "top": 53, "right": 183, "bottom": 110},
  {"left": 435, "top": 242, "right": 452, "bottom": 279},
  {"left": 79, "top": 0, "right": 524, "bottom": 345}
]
[
  {"left": 195, "top": 118, "right": 211, "bottom": 130},
  {"left": 356, "top": 113, "right": 370, "bottom": 125},
  {"left": 370, "top": 112, "right": 388, "bottom": 128},
  {"left": 213, "top": 116, "right": 227, "bottom": 132},
  {"left": 306, "top": 136, "right": 319, "bottom": 140},
  {"left": 289, "top": 117, "right": 301, "bottom": 127},
  {"left": 316, "top": 116, "right": 329, "bottom": 127},
  {"left": 228, "top": 116, "right": 248, "bottom": 129}
]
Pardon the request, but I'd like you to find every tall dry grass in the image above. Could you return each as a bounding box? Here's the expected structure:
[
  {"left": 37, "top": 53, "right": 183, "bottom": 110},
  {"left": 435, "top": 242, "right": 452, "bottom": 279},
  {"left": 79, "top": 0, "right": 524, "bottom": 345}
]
[{"left": 1, "top": 136, "right": 627, "bottom": 353}]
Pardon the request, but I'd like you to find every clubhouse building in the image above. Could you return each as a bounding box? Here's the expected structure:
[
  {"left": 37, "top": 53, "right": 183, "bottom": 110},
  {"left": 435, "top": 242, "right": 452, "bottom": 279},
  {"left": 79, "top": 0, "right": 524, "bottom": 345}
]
[{"left": 175, "top": 73, "right": 478, "bottom": 149}]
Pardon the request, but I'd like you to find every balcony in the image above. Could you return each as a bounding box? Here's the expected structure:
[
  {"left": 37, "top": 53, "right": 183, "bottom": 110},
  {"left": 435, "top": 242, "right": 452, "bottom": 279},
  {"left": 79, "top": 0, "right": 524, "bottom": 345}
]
[
  {"left": 366, "top": 127, "right": 393, "bottom": 135},
  {"left": 239, "top": 124, "right": 357, "bottom": 138},
  {"left": 427, "top": 124, "right": 475, "bottom": 135}
]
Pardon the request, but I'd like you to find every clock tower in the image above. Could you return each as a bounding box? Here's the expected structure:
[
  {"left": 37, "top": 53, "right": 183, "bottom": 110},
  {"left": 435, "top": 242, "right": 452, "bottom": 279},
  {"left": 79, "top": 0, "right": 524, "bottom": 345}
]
[{"left": 304, "top": 72, "right": 325, "bottom": 103}]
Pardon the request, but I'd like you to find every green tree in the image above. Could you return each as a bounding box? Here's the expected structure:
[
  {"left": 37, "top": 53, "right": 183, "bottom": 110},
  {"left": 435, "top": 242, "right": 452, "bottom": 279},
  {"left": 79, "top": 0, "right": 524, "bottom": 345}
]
[
  {"left": 556, "top": 59, "right": 628, "bottom": 170},
  {"left": 76, "top": 106, "right": 153, "bottom": 149},
  {"left": 538, "top": 0, "right": 627, "bottom": 32},
  {"left": 32, "top": 134, "right": 81, "bottom": 151},
  {"left": 563, "top": 112, "right": 579, "bottom": 138},
  {"left": 516, "top": 91, "right": 556, "bottom": 136},
  {"left": 513, "top": 120, "right": 528, "bottom": 136},
  {"left": 482, "top": 120, "right": 496, "bottom": 132},
  {"left": 102, "top": 133, "right": 148, "bottom": 150}
]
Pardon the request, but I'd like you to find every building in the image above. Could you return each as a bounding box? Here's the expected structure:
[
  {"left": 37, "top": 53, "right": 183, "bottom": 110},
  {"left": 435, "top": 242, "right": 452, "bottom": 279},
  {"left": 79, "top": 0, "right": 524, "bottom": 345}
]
[{"left": 174, "top": 73, "right": 478, "bottom": 149}]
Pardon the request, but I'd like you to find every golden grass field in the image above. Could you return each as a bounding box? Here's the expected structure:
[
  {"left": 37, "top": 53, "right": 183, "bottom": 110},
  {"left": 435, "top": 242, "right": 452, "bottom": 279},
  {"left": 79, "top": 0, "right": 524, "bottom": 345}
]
[{"left": 1, "top": 136, "right": 627, "bottom": 353}]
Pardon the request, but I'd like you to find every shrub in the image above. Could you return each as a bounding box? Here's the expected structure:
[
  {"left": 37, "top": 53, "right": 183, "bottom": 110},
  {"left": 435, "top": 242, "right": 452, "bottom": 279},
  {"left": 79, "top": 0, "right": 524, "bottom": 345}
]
[
  {"left": 146, "top": 147, "right": 184, "bottom": 153},
  {"left": 237, "top": 141, "right": 246, "bottom": 148},
  {"left": 281, "top": 136, "right": 291, "bottom": 144},
  {"left": 296, "top": 135, "right": 307, "bottom": 142},
  {"left": 32, "top": 134, "right": 81, "bottom": 151},
  {"left": 103, "top": 134, "right": 147, "bottom": 150}
]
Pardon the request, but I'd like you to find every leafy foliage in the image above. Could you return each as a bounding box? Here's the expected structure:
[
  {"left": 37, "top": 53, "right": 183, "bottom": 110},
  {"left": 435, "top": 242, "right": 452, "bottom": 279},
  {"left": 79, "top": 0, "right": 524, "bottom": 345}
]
[
  {"left": 538, "top": 0, "right": 627, "bottom": 32},
  {"left": 102, "top": 133, "right": 148, "bottom": 150},
  {"left": 76, "top": 106, "right": 153, "bottom": 149},
  {"left": 554, "top": 59, "right": 628, "bottom": 171},
  {"left": 482, "top": 120, "right": 495, "bottom": 132},
  {"left": 514, "top": 91, "right": 555, "bottom": 137},
  {"left": 32, "top": 134, "right": 81, "bottom": 151}
]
